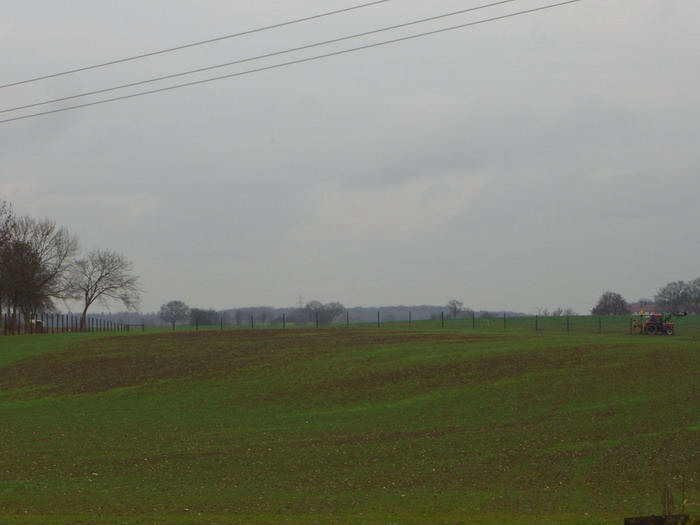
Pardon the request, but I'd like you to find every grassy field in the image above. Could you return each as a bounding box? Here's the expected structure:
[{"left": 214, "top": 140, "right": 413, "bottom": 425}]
[{"left": 1, "top": 325, "right": 700, "bottom": 524}]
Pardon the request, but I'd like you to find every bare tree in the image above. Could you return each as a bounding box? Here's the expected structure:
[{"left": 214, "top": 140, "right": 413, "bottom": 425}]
[
  {"left": 446, "top": 299, "right": 463, "bottom": 320},
  {"left": 0, "top": 201, "right": 12, "bottom": 249},
  {"left": 0, "top": 200, "right": 14, "bottom": 319},
  {"left": 591, "top": 292, "right": 629, "bottom": 315},
  {"left": 66, "top": 249, "right": 141, "bottom": 328},
  {"left": 654, "top": 281, "right": 689, "bottom": 313},
  {"left": 304, "top": 300, "right": 345, "bottom": 325},
  {"left": 159, "top": 300, "right": 190, "bottom": 329},
  {"left": 688, "top": 278, "right": 700, "bottom": 314},
  {"left": 1, "top": 215, "right": 78, "bottom": 320}
]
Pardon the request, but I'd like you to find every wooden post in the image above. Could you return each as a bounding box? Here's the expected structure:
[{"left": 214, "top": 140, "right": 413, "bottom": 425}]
[
  {"left": 377, "top": 311, "right": 380, "bottom": 328},
  {"left": 315, "top": 311, "right": 319, "bottom": 329},
  {"left": 441, "top": 311, "right": 444, "bottom": 329},
  {"left": 409, "top": 311, "right": 412, "bottom": 328},
  {"left": 250, "top": 315, "right": 254, "bottom": 330},
  {"left": 566, "top": 315, "right": 570, "bottom": 332},
  {"left": 535, "top": 315, "right": 539, "bottom": 331},
  {"left": 503, "top": 312, "right": 506, "bottom": 330},
  {"left": 346, "top": 311, "right": 349, "bottom": 328},
  {"left": 283, "top": 313, "right": 286, "bottom": 329}
]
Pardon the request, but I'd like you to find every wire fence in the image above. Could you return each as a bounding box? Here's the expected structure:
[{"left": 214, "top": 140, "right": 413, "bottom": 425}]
[
  {"left": 352, "top": 312, "right": 700, "bottom": 336},
  {"left": 149, "top": 312, "right": 700, "bottom": 337},
  {"left": 1, "top": 312, "right": 127, "bottom": 335},
  {"left": 4, "top": 311, "right": 698, "bottom": 337}
]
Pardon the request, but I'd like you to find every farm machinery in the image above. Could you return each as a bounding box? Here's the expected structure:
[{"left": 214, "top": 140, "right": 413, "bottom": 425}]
[{"left": 631, "top": 312, "right": 687, "bottom": 336}]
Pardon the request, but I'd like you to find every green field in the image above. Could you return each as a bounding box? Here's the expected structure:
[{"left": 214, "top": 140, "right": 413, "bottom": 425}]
[{"left": 2, "top": 325, "right": 699, "bottom": 524}]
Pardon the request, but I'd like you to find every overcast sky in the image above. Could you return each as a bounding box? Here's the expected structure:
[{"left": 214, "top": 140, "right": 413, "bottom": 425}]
[{"left": 2, "top": 0, "right": 698, "bottom": 314}]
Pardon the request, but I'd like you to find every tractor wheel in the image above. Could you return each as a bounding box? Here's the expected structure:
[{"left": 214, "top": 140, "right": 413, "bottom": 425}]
[
  {"left": 666, "top": 328, "right": 674, "bottom": 336},
  {"left": 645, "top": 324, "right": 658, "bottom": 335}
]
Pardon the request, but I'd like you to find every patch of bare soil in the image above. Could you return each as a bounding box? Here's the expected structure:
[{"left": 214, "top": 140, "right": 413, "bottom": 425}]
[
  {"left": 269, "top": 342, "right": 610, "bottom": 402},
  {"left": 0, "top": 329, "right": 495, "bottom": 397}
]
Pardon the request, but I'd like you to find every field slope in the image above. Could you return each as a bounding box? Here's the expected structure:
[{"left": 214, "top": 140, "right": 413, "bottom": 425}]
[{"left": 1, "top": 328, "right": 699, "bottom": 524}]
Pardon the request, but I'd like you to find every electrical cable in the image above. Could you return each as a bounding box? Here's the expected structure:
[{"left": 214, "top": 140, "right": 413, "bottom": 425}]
[
  {"left": 0, "top": 0, "right": 391, "bottom": 90},
  {"left": 1, "top": 0, "right": 527, "bottom": 114},
  {"left": 0, "top": 0, "right": 586, "bottom": 125}
]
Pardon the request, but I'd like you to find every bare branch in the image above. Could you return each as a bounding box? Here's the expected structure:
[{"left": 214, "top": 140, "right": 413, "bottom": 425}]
[{"left": 65, "top": 249, "right": 142, "bottom": 325}]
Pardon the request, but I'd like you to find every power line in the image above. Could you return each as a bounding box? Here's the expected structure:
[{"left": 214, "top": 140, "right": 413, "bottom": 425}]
[
  {"left": 0, "top": 0, "right": 586, "bottom": 126},
  {"left": 0, "top": 0, "right": 391, "bottom": 90},
  {"left": 1, "top": 0, "right": 527, "bottom": 115}
]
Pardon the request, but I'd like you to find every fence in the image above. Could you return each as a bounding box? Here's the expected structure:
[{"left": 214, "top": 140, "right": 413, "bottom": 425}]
[
  {"left": 4, "top": 311, "right": 697, "bottom": 337},
  {"left": 171, "top": 312, "right": 700, "bottom": 336},
  {"left": 1, "top": 312, "right": 126, "bottom": 336},
  {"left": 355, "top": 312, "right": 700, "bottom": 336}
]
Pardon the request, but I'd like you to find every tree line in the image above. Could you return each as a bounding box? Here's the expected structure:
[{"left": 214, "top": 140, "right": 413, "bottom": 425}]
[
  {"left": 157, "top": 300, "right": 347, "bottom": 328},
  {"left": 592, "top": 278, "right": 700, "bottom": 315},
  {"left": 0, "top": 200, "right": 140, "bottom": 329}
]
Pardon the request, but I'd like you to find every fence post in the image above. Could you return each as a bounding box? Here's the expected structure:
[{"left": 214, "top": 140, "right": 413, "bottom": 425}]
[
  {"left": 503, "top": 312, "right": 506, "bottom": 330},
  {"left": 196, "top": 320, "right": 199, "bottom": 331},
  {"left": 408, "top": 311, "right": 412, "bottom": 329},
  {"left": 566, "top": 315, "right": 570, "bottom": 332},
  {"left": 283, "top": 313, "right": 286, "bottom": 329},
  {"left": 346, "top": 311, "right": 349, "bottom": 328},
  {"left": 441, "top": 312, "right": 444, "bottom": 329},
  {"left": 315, "top": 311, "right": 319, "bottom": 329},
  {"left": 250, "top": 315, "right": 254, "bottom": 330},
  {"left": 472, "top": 310, "right": 476, "bottom": 329},
  {"left": 535, "top": 315, "right": 538, "bottom": 331},
  {"left": 377, "top": 311, "right": 380, "bottom": 328},
  {"left": 221, "top": 316, "right": 223, "bottom": 330}
]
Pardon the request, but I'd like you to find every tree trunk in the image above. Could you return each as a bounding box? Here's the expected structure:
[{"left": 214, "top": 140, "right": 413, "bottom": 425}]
[{"left": 81, "top": 305, "right": 89, "bottom": 332}]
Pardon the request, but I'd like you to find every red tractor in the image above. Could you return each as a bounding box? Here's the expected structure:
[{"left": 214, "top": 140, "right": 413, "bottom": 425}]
[{"left": 632, "top": 312, "right": 687, "bottom": 335}]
